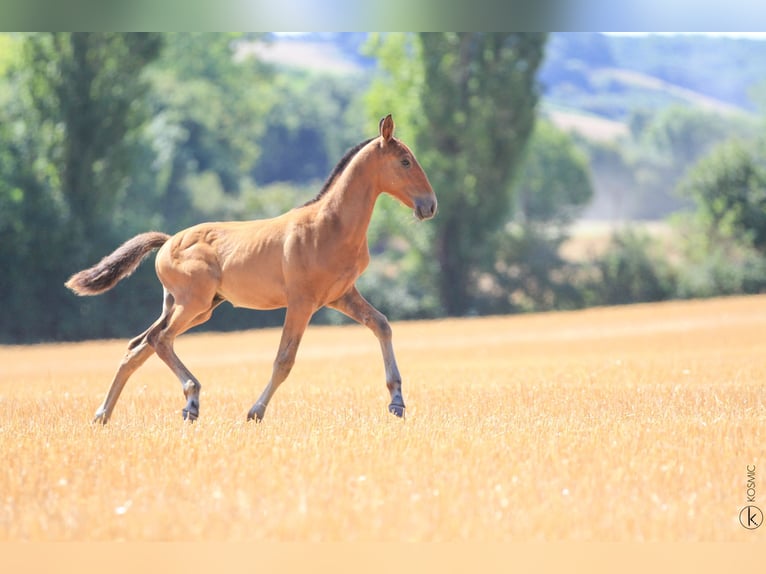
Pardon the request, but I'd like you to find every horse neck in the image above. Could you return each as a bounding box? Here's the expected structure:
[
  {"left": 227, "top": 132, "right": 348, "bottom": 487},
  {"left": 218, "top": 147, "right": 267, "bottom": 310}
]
[{"left": 318, "top": 154, "right": 381, "bottom": 245}]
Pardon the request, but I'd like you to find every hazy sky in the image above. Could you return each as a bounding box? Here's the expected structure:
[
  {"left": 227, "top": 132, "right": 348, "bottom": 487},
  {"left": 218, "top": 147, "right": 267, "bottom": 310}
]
[{"left": 604, "top": 32, "right": 766, "bottom": 40}]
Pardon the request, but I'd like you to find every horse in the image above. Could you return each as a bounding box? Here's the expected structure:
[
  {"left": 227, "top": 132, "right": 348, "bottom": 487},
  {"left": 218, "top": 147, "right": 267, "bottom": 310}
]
[{"left": 65, "top": 114, "right": 437, "bottom": 424}]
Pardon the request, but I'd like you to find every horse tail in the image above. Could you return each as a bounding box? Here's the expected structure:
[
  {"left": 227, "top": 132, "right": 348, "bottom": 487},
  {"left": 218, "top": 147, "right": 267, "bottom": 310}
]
[{"left": 65, "top": 232, "right": 171, "bottom": 296}]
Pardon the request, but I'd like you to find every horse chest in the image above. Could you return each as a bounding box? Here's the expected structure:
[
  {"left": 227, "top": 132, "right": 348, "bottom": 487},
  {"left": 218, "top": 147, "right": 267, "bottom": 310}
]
[{"left": 294, "top": 247, "right": 368, "bottom": 305}]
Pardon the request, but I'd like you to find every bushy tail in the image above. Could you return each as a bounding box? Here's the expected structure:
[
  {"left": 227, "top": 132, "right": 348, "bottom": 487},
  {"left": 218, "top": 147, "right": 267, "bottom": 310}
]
[{"left": 65, "top": 232, "right": 170, "bottom": 296}]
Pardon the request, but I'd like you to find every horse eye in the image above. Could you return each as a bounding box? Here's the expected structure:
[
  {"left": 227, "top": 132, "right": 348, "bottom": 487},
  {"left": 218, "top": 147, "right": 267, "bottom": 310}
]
[{"left": 401, "top": 158, "right": 411, "bottom": 167}]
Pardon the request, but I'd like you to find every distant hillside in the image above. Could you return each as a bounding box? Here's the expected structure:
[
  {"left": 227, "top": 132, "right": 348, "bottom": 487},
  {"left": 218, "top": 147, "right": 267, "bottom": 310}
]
[
  {"left": 543, "top": 105, "right": 628, "bottom": 142},
  {"left": 251, "top": 33, "right": 766, "bottom": 144},
  {"left": 539, "top": 33, "right": 766, "bottom": 121},
  {"left": 251, "top": 33, "right": 374, "bottom": 74}
]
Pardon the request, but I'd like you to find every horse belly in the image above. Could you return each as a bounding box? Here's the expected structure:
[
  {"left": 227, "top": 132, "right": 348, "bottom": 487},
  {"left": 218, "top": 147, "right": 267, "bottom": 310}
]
[
  {"left": 216, "top": 241, "right": 288, "bottom": 310},
  {"left": 218, "top": 268, "right": 288, "bottom": 310}
]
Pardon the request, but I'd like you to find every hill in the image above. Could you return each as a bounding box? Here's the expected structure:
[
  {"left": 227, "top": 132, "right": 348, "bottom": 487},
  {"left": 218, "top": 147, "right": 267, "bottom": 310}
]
[
  {"left": 539, "top": 32, "right": 766, "bottom": 120},
  {"left": 256, "top": 33, "right": 766, "bottom": 144}
]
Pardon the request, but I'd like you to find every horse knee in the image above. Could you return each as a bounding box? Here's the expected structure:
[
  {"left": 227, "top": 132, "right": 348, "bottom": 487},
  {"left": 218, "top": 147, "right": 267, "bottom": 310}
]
[
  {"left": 273, "top": 348, "right": 296, "bottom": 378},
  {"left": 369, "top": 312, "right": 392, "bottom": 340},
  {"left": 275, "top": 353, "right": 295, "bottom": 374}
]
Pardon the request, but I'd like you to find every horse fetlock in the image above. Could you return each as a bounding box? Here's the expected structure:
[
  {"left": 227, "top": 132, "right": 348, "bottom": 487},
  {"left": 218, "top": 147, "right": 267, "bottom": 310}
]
[
  {"left": 386, "top": 378, "right": 402, "bottom": 392},
  {"left": 182, "top": 379, "right": 201, "bottom": 398}
]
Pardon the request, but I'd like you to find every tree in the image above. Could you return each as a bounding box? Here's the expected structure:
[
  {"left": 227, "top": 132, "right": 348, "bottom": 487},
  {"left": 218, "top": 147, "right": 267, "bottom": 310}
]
[
  {"left": 23, "top": 33, "right": 162, "bottom": 254},
  {"left": 641, "top": 105, "right": 735, "bottom": 166},
  {"left": 252, "top": 71, "right": 366, "bottom": 186},
  {"left": 0, "top": 33, "right": 162, "bottom": 342},
  {"left": 144, "top": 33, "right": 272, "bottom": 231},
  {"left": 679, "top": 139, "right": 766, "bottom": 252},
  {"left": 364, "top": 33, "right": 547, "bottom": 316},
  {"left": 485, "top": 120, "right": 593, "bottom": 312},
  {"left": 416, "top": 33, "right": 547, "bottom": 315}
]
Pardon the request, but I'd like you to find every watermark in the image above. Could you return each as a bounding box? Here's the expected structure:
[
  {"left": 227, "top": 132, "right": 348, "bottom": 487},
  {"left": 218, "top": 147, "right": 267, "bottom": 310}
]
[{"left": 739, "top": 465, "right": 762, "bottom": 530}]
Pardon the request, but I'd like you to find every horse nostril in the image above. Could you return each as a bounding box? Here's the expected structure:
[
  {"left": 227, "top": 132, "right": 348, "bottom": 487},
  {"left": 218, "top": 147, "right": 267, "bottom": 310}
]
[{"left": 415, "top": 199, "right": 437, "bottom": 220}]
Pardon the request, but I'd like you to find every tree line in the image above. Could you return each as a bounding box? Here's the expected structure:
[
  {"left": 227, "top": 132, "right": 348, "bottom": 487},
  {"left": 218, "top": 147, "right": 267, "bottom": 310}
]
[{"left": 1, "top": 32, "right": 764, "bottom": 343}]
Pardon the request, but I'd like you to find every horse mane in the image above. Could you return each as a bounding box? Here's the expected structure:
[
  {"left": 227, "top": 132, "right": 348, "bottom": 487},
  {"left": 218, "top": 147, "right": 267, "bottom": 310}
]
[{"left": 302, "top": 137, "right": 375, "bottom": 207}]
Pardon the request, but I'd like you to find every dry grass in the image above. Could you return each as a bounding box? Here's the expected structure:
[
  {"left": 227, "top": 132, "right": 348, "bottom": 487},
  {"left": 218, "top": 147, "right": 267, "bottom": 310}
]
[{"left": 1, "top": 296, "right": 764, "bottom": 541}]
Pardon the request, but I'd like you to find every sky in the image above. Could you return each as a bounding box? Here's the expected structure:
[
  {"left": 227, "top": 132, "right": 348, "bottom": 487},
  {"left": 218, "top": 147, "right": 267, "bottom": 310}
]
[{"left": 604, "top": 32, "right": 766, "bottom": 40}]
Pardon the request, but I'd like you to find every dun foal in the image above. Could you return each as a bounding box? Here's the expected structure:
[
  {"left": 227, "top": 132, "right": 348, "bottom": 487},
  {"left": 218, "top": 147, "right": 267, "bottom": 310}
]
[{"left": 66, "top": 115, "right": 437, "bottom": 424}]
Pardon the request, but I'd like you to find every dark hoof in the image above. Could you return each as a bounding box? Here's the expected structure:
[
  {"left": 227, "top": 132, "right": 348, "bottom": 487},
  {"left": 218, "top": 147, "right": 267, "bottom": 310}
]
[
  {"left": 93, "top": 410, "right": 109, "bottom": 425},
  {"left": 247, "top": 404, "right": 265, "bottom": 422},
  {"left": 183, "top": 399, "right": 199, "bottom": 422},
  {"left": 388, "top": 404, "right": 406, "bottom": 418}
]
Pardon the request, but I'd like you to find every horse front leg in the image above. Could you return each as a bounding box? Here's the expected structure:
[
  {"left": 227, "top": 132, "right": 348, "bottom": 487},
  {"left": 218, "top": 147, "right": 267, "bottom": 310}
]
[
  {"left": 247, "top": 302, "right": 314, "bottom": 422},
  {"left": 329, "top": 286, "right": 405, "bottom": 417}
]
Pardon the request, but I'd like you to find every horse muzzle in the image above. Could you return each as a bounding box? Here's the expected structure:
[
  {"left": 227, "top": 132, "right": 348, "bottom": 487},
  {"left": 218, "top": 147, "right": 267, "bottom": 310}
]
[{"left": 414, "top": 197, "right": 437, "bottom": 221}]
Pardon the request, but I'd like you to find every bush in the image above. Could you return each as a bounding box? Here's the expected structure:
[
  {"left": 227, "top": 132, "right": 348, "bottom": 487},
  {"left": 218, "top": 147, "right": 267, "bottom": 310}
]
[{"left": 583, "top": 228, "right": 677, "bottom": 306}]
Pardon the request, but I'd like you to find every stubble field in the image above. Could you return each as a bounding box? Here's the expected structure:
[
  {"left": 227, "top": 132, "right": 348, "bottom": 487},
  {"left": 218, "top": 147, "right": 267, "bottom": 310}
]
[{"left": 0, "top": 295, "right": 764, "bottom": 541}]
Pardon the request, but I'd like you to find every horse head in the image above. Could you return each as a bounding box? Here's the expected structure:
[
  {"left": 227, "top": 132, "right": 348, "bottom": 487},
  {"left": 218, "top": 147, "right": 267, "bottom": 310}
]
[{"left": 375, "top": 114, "right": 437, "bottom": 221}]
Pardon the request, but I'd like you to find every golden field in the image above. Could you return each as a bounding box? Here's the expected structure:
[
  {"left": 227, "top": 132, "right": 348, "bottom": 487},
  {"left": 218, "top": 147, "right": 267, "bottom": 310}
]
[{"left": 0, "top": 295, "right": 764, "bottom": 542}]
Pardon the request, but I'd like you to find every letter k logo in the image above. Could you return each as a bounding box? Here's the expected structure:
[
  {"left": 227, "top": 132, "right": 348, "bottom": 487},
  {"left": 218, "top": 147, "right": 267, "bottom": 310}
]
[{"left": 740, "top": 506, "right": 763, "bottom": 530}]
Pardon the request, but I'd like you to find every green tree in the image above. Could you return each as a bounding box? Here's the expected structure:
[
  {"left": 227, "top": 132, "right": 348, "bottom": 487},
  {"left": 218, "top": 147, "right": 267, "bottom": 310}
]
[
  {"left": 485, "top": 120, "right": 593, "bottom": 312},
  {"left": 144, "top": 33, "right": 272, "bottom": 231},
  {"left": 585, "top": 229, "right": 677, "bottom": 306},
  {"left": 641, "top": 105, "right": 735, "bottom": 166},
  {"left": 667, "top": 138, "right": 766, "bottom": 299},
  {"left": 252, "top": 70, "right": 366, "bottom": 185},
  {"left": 23, "top": 33, "right": 162, "bottom": 254},
  {"left": 364, "top": 33, "right": 547, "bottom": 316},
  {"left": 679, "top": 139, "right": 766, "bottom": 252},
  {"left": 0, "top": 78, "right": 73, "bottom": 341},
  {"left": 0, "top": 33, "right": 162, "bottom": 342},
  {"left": 416, "top": 33, "right": 547, "bottom": 315}
]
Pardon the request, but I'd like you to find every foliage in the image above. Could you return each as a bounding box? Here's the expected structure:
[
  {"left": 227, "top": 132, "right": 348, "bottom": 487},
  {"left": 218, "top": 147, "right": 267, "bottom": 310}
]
[
  {"left": 673, "top": 223, "right": 766, "bottom": 298},
  {"left": 512, "top": 120, "right": 593, "bottom": 226},
  {"left": 0, "top": 33, "right": 163, "bottom": 342},
  {"left": 362, "top": 33, "right": 424, "bottom": 137},
  {"left": 142, "top": 33, "right": 272, "bottom": 231},
  {"left": 669, "top": 139, "right": 766, "bottom": 298},
  {"left": 578, "top": 105, "right": 756, "bottom": 220},
  {"left": 415, "top": 33, "right": 548, "bottom": 316},
  {"left": 22, "top": 34, "right": 162, "bottom": 246},
  {"left": 639, "top": 105, "right": 734, "bottom": 165},
  {"left": 482, "top": 120, "right": 593, "bottom": 313},
  {"left": 362, "top": 33, "right": 549, "bottom": 317},
  {"left": 678, "top": 139, "right": 766, "bottom": 252},
  {"left": 252, "top": 70, "right": 368, "bottom": 185},
  {"left": 5, "top": 33, "right": 766, "bottom": 343},
  {"left": 583, "top": 228, "right": 677, "bottom": 306}
]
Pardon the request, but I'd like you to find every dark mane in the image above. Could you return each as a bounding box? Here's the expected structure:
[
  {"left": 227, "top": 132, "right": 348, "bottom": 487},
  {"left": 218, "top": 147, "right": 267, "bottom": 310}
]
[{"left": 302, "top": 137, "right": 375, "bottom": 207}]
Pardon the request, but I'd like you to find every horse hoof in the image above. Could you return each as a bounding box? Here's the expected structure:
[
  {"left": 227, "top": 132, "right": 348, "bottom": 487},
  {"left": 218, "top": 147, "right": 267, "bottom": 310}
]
[
  {"left": 182, "top": 400, "right": 199, "bottom": 422},
  {"left": 388, "top": 404, "right": 406, "bottom": 418},
  {"left": 182, "top": 411, "right": 198, "bottom": 423},
  {"left": 247, "top": 404, "right": 265, "bottom": 422}
]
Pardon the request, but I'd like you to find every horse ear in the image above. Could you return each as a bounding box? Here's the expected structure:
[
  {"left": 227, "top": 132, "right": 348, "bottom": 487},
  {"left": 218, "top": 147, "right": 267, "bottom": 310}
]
[{"left": 379, "top": 114, "right": 394, "bottom": 142}]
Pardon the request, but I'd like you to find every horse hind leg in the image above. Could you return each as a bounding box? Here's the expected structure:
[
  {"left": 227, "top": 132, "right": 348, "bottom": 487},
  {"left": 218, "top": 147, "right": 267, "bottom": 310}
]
[
  {"left": 148, "top": 295, "right": 223, "bottom": 422},
  {"left": 93, "top": 289, "right": 174, "bottom": 424}
]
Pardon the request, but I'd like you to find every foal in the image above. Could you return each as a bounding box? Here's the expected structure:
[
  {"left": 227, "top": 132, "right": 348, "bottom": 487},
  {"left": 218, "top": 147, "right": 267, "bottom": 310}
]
[{"left": 66, "top": 115, "right": 437, "bottom": 423}]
